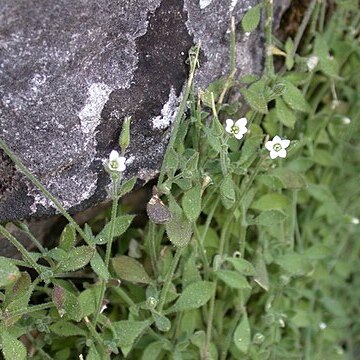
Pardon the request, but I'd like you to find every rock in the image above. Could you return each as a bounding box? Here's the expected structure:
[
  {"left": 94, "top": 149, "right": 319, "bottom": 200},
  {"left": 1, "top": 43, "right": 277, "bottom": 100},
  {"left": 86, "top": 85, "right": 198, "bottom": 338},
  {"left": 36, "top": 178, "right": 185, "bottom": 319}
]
[{"left": 0, "top": 0, "right": 287, "bottom": 224}]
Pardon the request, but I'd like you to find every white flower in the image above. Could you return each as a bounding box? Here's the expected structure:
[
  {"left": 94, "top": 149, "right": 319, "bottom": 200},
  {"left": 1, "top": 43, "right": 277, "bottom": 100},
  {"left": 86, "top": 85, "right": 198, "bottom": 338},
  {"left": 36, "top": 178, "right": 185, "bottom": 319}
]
[
  {"left": 225, "top": 118, "right": 248, "bottom": 139},
  {"left": 341, "top": 116, "right": 351, "bottom": 125},
  {"left": 306, "top": 55, "right": 319, "bottom": 71},
  {"left": 108, "top": 150, "right": 126, "bottom": 172},
  {"left": 351, "top": 217, "right": 359, "bottom": 225},
  {"left": 319, "top": 322, "right": 327, "bottom": 330},
  {"left": 265, "top": 135, "right": 290, "bottom": 159}
]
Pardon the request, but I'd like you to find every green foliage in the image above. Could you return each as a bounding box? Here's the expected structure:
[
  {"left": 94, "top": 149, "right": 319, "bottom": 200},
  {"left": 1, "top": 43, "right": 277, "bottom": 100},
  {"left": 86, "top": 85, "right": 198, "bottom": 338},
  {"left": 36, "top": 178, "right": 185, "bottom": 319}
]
[{"left": 0, "top": 3, "right": 359, "bottom": 359}]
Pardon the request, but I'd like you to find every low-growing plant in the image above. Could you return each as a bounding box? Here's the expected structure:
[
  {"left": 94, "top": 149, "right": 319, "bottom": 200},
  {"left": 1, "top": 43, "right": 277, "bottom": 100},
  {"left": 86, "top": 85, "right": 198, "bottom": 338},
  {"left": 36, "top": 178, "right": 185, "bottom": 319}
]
[{"left": 0, "top": 1, "right": 359, "bottom": 359}]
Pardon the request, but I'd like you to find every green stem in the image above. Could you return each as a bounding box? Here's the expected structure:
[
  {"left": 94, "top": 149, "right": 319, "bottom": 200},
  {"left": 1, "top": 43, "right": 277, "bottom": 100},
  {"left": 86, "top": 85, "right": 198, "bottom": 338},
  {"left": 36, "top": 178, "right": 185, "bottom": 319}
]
[
  {"left": 14, "top": 221, "right": 46, "bottom": 254},
  {"left": 194, "top": 225, "right": 210, "bottom": 276},
  {"left": 157, "top": 43, "right": 200, "bottom": 187},
  {"left": 289, "top": 190, "right": 298, "bottom": 250},
  {"left": 84, "top": 316, "right": 107, "bottom": 354},
  {"left": 0, "top": 138, "right": 92, "bottom": 245},
  {"left": 264, "top": 0, "right": 274, "bottom": 76},
  {"left": 158, "top": 247, "right": 183, "bottom": 313},
  {"left": 94, "top": 175, "right": 119, "bottom": 326},
  {"left": 113, "top": 287, "right": 137, "bottom": 308},
  {"left": 5, "top": 302, "right": 54, "bottom": 319},
  {"left": 230, "top": 16, "right": 236, "bottom": 75},
  {"left": 149, "top": 222, "right": 158, "bottom": 277},
  {"left": 0, "top": 224, "right": 43, "bottom": 274},
  {"left": 204, "top": 216, "right": 233, "bottom": 359},
  {"left": 292, "top": 0, "right": 317, "bottom": 58}
]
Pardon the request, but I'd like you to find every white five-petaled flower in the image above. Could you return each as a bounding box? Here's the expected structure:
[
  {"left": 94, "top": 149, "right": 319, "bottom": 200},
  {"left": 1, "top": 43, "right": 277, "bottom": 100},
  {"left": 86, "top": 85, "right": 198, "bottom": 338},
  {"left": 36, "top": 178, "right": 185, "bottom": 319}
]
[
  {"left": 225, "top": 118, "right": 248, "bottom": 139},
  {"left": 108, "top": 150, "right": 126, "bottom": 172},
  {"left": 265, "top": 135, "right": 290, "bottom": 159}
]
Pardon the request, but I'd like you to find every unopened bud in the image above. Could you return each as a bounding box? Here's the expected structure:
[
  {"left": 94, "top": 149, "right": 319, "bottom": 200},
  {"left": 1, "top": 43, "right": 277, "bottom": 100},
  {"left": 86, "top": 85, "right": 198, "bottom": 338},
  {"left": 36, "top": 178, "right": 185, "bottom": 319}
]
[{"left": 119, "top": 116, "right": 131, "bottom": 154}]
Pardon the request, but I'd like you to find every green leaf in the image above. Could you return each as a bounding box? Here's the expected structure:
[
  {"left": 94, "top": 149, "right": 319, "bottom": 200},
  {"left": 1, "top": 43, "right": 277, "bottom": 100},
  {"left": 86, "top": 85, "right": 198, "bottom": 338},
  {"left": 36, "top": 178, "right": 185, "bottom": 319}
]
[
  {"left": 52, "top": 285, "right": 82, "bottom": 321},
  {"left": 276, "top": 254, "right": 312, "bottom": 276},
  {"left": 4, "top": 273, "right": 32, "bottom": 326},
  {"left": 90, "top": 252, "right": 110, "bottom": 280},
  {"left": 234, "top": 312, "right": 251, "bottom": 354},
  {"left": 5, "top": 272, "right": 31, "bottom": 309},
  {"left": 58, "top": 246, "right": 94, "bottom": 272},
  {"left": 314, "top": 35, "right": 339, "bottom": 77},
  {"left": 216, "top": 270, "right": 251, "bottom": 289},
  {"left": 95, "top": 215, "right": 135, "bottom": 244},
  {"left": 0, "top": 257, "right": 20, "bottom": 288},
  {"left": 220, "top": 175, "right": 236, "bottom": 210},
  {"left": 59, "top": 224, "right": 76, "bottom": 251},
  {"left": 307, "top": 184, "right": 335, "bottom": 202},
  {"left": 86, "top": 345, "right": 101, "bottom": 360},
  {"left": 304, "top": 245, "right": 332, "bottom": 260},
  {"left": 249, "top": 210, "right": 287, "bottom": 226},
  {"left": 242, "top": 4, "right": 261, "bottom": 32},
  {"left": 276, "top": 97, "right": 296, "bottom": 128},
  {"left": 185, "top": 151, "right": 200, "bottom": 172},
  {"left": 169, "top": 281, "right": 215, "bottom": 312},
  {"left": 251, "top": 193, "right": 289, "bottom": 211},
  {"left": 267, "top": 168, "right": 307, "bottom": 189},
  {"left": 242, "top": 80, "right": 268, "bottom": 114},
  {"left": 203, "top": 127, "right": 222, "bottom": 153},
  {"left": 238, "top": 128, "right": 263, "bottom": 166},
  {"left": 118, "top": 177, "right": 137, "bottom": 197},
  {"left": 182, "top": 184, "right": 202, "bottom": 222},
  {"left": 141, "top": 341, "right": 164, "bottom": 360},
  {"left": 50, "top": 320, "right": 87, "bottom": 337},
  {"left": 225, "top": 257, "right": 256, "bottom": 276},
  {"left": 113, "top": 320, "right": 150, "bottom": 355},
  {"left": 153, "top": 312, "right": 171, "bottom": 332},
  {"left": 112, "top": 256, "right": 152, "bottom": 284},
  {"left": 313, "top": 149, "right": 335, "bottom": 167},
  {"left": 78, "top": 287, "right": 101, "bottom": 318},
  {"left": 254, "top": 251, "right": 269, "bottom": 291},
  {"left": 282, "top": 81, "right": 310, "bottom": 112},
  {"left": 165, "top": 197, "right": 193, "bottom": 248},
  {"left": 1, "top": 332, "right": 27, "bottom": 360}
]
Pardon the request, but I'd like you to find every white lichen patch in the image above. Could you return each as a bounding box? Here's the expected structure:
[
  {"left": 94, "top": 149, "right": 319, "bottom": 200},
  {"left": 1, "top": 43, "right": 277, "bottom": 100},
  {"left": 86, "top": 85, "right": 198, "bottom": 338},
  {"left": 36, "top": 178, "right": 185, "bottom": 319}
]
[
  {"left": 230, "top": 0, "right": 239, "bottom": 12},
  {"left": 151, "top": 87, "right": 181, "bottom": 130},
  {"left": 78, "top": 82, "right": 112, "bottom": 134},
  {"left": 199, "top": 0, "right": 213, "bottom": 10}
]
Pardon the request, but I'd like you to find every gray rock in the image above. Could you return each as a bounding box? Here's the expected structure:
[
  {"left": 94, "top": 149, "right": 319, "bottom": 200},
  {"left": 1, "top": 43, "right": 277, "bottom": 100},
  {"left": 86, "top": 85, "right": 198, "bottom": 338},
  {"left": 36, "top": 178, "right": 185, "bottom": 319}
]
[{"left": 0, "top": 0, "right": 286, "bottom": 223}]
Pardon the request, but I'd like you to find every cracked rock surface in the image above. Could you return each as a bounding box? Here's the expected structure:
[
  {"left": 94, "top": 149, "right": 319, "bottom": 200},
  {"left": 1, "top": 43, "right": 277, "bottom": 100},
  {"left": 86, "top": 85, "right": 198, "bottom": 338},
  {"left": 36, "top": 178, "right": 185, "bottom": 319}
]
[{"left": 0, "top": 0, "right": 287, "bottom": 223}]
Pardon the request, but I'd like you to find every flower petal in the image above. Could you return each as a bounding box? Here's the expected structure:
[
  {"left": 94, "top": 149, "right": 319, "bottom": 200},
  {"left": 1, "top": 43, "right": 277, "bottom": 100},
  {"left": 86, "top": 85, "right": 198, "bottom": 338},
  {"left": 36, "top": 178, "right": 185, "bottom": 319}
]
[
  {"left": 234, "top": 132, "right": 244, "bottom": 140},
  {"left": 269, "top": 150, "right": 278, "bottom": 159},
  {"left": 235, "top": 117, "right": 247, "bottom": 128},
  {"left": 265, "top": 140, "right": 273, "bottom": 151},
  {"left": 281, "top": 139, "right": 290, "bottom": 148},
  {"left": 273, "top": 135, "right": 282, "bottom": 143},
  {"left": 238, "top": 126, "right": 248, "bottom": 135},
  {"left": 109, "top": 150, "right": 119, "bottom": 161},
  {"left": 225, "top": 119, "right": 234, "bottom": 133},
  {"left": 278, "top": 149, "right": 287, "bottom": 158}
]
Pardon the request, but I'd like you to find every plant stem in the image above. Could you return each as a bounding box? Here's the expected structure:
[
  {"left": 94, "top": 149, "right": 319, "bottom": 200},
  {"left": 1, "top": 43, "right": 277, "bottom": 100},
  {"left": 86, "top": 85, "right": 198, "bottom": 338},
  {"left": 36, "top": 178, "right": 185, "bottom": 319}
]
[
  {"left": 292, "top": 0, "right": 317, "bottom": 58},
  {"left": 0, "top": 138, "right": 92, "bottom": 245},
  {"left": 264, "top": 0, "right": 274, "bottom": 76},
  {"left": 84, "top": 316, "right": 107, "bottom": 354},
  {"left": 194, "top": 225, "right": 210, "bottom": 276},
  {"left": 94, "top": 175, "right": 119, "bottom": 326},
  {"left": 204, "top": 216, "right": 233, "bottom": 359},
  {"left": 158, "top": 247, "right": 183, "bottom": 313},
  {"left": 5, "top": 301, "right": 54, "bottom": 319},
  {"left": 157, "top": 43, "right": 200, "bottom": 187},
  {"left": 14, "top": 221, "right": 46, "bottom": 254},
  {"left": 149, "top": 222, "right": 158, "bottom": 277},
  {"left": 0, "top": 224, "right": 43, "bottom": 274}
]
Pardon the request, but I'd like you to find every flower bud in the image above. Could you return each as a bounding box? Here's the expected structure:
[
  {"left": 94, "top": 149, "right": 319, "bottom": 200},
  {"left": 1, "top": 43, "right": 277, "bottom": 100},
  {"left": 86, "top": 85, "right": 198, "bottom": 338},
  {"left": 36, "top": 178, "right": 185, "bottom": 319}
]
[{"left": 119, "top": 116, "right": 131, "bottom": 154}]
